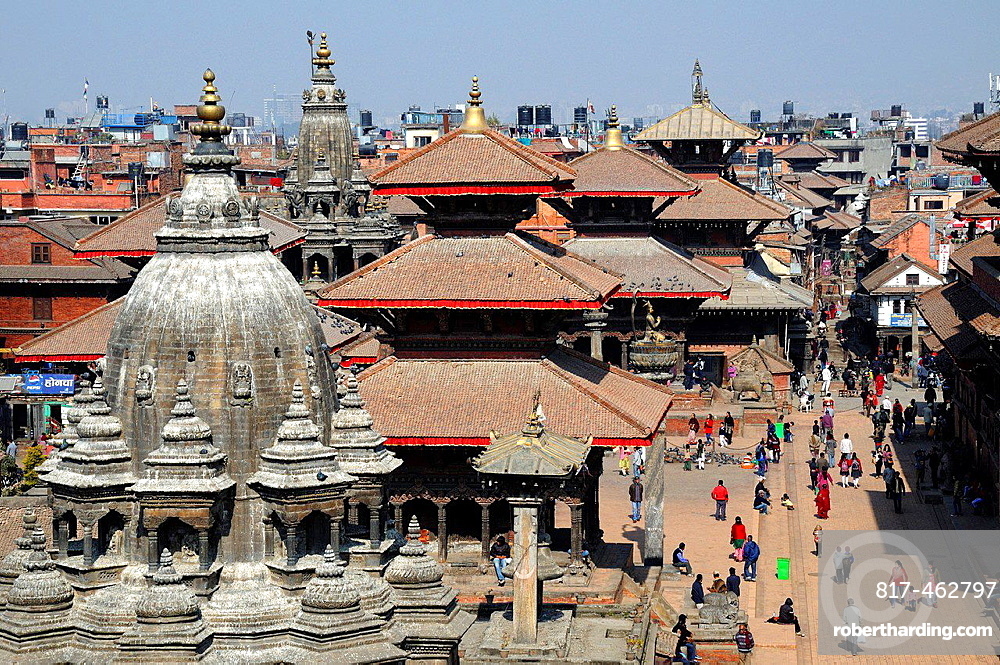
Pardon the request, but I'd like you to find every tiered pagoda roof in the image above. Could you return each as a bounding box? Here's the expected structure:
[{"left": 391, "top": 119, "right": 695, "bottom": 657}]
[
  {"left": 556, "top": 106, "right": 698, "bottom": 198},
  {"left": 937, "top": 112, "right": 1000, "bottom": 158},
  {"left": 356, "top": 348, "right": 672, "bottom": 447},
  {"left": 561, "top": 236, "right": 731, "bottom": 298},
  {"left": 317, "top": 231, "right": 621, "bottom": 309},
  {"left": 654, "top": 177, "right": 790, "bottom": 222},
  {"left": 954, "top": 188, "right": 1000, "bottom": 223},
  {"left": 72, "top": 195, "right": 306, "bottom": 258},
  {"left": 370, "top": 77, "right": 574, "bottom": 197}
]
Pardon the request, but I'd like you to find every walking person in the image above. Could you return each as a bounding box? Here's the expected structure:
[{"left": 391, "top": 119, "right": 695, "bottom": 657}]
[
  {"left": 842, "top": 546, "right": 855, "bottom": 582},
  {"left": 734, "top": 623, "right": 755, "bottom": 663},
  {"left": 628, "top": 476, "right": 643, "bottom": 523},
  {"left": 808, "top": 453, "right": 819, "bottom": 490},
  {"left": 815, "top": 483, "right": 831, "bottom": 519},
  {"left": 711, "top": 479, "right": 729, "bottom": 521},
  {"left": 814, "top": 525, "right": 823, "bottom": 557},
  {"left": 952, "top": 477, "right": 964, "bottom": 516},
  {"left": 833, "top": 546, "right": 846, "bottom": 583},
  {"left": 704, "top": 413, "right": 715, "bottom": 448},
  {"left": 631, "top": 447, "right": 643, "bottom": 478},
  {"left": 892, "top": 472, "right": 905, "bottom": 514},
  {"left": 730, "top": 516, "right": 746, "bottom": 560},
  {"left": 839, "top": 432, "right": 854, "bottom": 462},
  {"left": 843, "top": 598, "right": 862, "bottom": 656},
  {"left": 882, "top": 463, "right": 896, "bottom": 499},
  {"left": 928, "top": 447, "right": 941, "bottom": 488},
  {"left": 687, "top": 413, "right": 699, "bottom": 445},
  {"left": 888, "top": 560, "right": 908, "bottom": 608},
  {"left": 742, "top": 535, "right": 760, "bottom": 581},
  {"left": 838, "top": 455, "right": 851, "bottom": 487},
  {"left": 489, "top": 536, "right": 512, "bottom": 586},
  {"left": 824, "top": 432, "right": 836, "bottom": 465},
  {"left": 821, "top": 365, "right": 832, "bottom": 395},
  {"left": 849, "top": 453, "right": 863, "bottom": 488},
  {"left": 616, "top": 446, "right": 629, "bottom": 476}
]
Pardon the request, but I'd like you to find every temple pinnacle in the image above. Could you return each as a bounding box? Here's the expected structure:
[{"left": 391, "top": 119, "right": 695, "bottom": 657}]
[
  {"left": 604, "top": 104, "right": 624, "bottom": 150},
  {"left": 459, "top": 76, "right": 488, "bottom": 134},
  {"left": 192, "top": 69, "right": 230, "bottom": 143}
]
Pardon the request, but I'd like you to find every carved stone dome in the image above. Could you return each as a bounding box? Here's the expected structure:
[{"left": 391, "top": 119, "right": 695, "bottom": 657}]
[
  {"left": 384, "top": 517, "right": 444, "bottom": 587},
  {"left": 102, "top": 71, "right": 339, "bottom": 562}
]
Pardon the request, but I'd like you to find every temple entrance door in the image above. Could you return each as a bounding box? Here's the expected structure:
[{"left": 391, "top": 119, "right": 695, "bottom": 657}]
[
  {"left": 305, "top": 253, "right": 329, "bottom": 282},
  {"left": 300, "top": 511, "right": 331, "bottom": 556},
  {"left": 356, "top": 252, "right": 379, "bottom": 269},
  {"left": 97, "top": 511, "right": 125, "bottom": 558},
  {"left": 445, "top": 499, "right": 481, "bottom": 562},
  {"left": 698, "top": 352, "right": 726, "bottom": 387},
  {"left": 488, "top": 499, "right": 513, "bottom": 541}
]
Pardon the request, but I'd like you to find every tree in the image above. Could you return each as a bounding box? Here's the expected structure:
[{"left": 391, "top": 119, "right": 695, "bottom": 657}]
[
  {"left": 20, "top": 445, "right": 46, "bottom": 490},
  {"left": 487, "top": 113, "right": 501, "bottom": 128}
]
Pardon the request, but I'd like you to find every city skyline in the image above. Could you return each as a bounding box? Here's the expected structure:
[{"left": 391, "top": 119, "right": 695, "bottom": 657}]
[{"left": 0, "top": 0, "right": 996, "bottom": 129}]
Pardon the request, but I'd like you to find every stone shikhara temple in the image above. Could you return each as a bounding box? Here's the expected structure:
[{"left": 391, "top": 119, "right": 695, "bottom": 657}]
[{"left": 0, "top": 71, "right": 472, "bottom": 663}]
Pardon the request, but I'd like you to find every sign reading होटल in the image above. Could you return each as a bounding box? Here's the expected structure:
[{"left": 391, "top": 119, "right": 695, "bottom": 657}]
[{"left": 20, "top": 373, "right": 75, "bottom": 395}]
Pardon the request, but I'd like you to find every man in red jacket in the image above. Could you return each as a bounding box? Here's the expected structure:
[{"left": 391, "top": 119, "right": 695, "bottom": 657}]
[{"left": 711, "top": 479, "right": 729, "bottom": 521}]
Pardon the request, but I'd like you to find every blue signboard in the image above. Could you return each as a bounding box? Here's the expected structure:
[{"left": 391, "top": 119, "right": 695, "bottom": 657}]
[
  {"left": 20, "top": 373, "right": 75, "bottom": 395},
  {"left": 889, "top": 313, "right": 925, "bottom": 328}
]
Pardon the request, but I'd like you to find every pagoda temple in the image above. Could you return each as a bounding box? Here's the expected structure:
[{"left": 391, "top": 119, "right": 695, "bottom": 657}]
[
  {"left": 635, "top": 61, "right": 811, "bottom": 376},
  {"left": 318, "top": 78, "right": 675, "bottom": 567},
  {"left": 283, "top": 32, "right": 403, "bottom": 281}
]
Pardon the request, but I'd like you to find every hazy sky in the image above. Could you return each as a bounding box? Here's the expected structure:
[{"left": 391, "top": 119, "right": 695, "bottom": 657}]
[{"left": 1, "top": 0, "right": 996, "bottom": 127}]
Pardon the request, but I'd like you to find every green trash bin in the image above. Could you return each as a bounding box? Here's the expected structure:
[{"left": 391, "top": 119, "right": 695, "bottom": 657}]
[{"left": 776, "top": 557, "right": 791, "bottom": 580}]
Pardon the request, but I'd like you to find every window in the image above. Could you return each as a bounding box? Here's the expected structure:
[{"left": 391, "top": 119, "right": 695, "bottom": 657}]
[
  {"left": 31, "top": 243, "right": 51, "bottom": 264},
  {"left": 0, "top": 168, "right": 26, "bottom": 180},
  {"left": 848, "top": 151, "right": 860, "bottom": 163},
  {"left": 915, "top": 145, "right": 929, "bottom": 158},
  {"left": 923, "top": 200, "right": 944, "bottom": 210},
  {"left": 413, "top": 136, "right": 431, "bottom": 147},
  {"left": 32, "top": 297, "right": 52, "bottom": 321},
  {"left": 892, "top": 299, "right": 903, "bottom": 314},
  {"left": 905, "top": 273, "right": 919, "bottom": 286},
  {"left": 898, "top": 145, "right": 912, "bottom": 158}
]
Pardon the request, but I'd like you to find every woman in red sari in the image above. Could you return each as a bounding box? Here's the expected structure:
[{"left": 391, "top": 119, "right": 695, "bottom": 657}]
[
  {"left": 815, "top": 485, "right": 831, "bottom": 519},
  {"left": 874, "top": 373, "right": 886, "bottom": 398}
]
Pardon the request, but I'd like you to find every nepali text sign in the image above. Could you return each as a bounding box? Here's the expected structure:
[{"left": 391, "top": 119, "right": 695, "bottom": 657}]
[
  {"left": 889, "top": 313, "right": 925, "bottom": 328},
  {"left": 20, "top": 373, "right": 75, "bottom": 395}
]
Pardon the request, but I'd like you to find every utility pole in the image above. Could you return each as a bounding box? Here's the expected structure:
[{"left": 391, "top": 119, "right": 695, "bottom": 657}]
[{"left": 910, "top": 289, "right": 920, "bottom": 389}]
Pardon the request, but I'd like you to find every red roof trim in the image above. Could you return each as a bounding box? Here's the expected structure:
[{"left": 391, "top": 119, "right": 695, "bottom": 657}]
[
  {"left": 317, "top": 298, "right": 605, "bottom": 309},
  {"left": 616, "top": 290, "right": 730, "bottom": 299},
  {"left": 557, "top": 189, "right": 699, "bottom": 198},
  {"left": 269, "top": 237, "right": 306, "bottom": 255},
  {"left": 15, "top": 354, "right": 102, "bottom": 363},
  {"left": 372, "top": 184, "right": 566, "bottom": 196},
  {"left": 339, "top": 356, "right": 378, "bottom": 368},
  {"left": 74, "top": 249, "right": 155, "bottom": 259},
  {"left": 384, "top": 436, "right": 651, "bottom": 447}
]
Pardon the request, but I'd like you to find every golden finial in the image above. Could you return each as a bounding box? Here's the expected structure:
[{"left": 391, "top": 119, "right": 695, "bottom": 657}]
[
  {"left": 459, "top": 76, "right": 488, "bottom": 133},
  {"left": 604, "top": 104, "right": 624, "bottom": 151},
  {"left": 311, "top": 262, "right": 322, "bottom": 279},
  {"left": 312, "top": 32, "right": 335, "bottom": 71},
  {"left": 192, "top": 69, "right": 230, "bottom": 142}
]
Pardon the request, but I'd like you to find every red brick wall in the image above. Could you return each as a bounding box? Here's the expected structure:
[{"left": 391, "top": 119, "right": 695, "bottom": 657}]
[
  {"left": 869, "top": 185, "right": 909, "bottom": 223},
  {"left": 0, "top": 224, "right": 82, "bottom": 266},
  {"left": 883, "top": 222, "right": 935, "bottom": 269}
]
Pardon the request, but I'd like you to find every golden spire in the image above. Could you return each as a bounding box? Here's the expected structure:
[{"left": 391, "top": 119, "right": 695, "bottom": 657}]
[
  {"left": 311, "top": 262, "right": 322, "bottom": 279},
  {"left": 312, "top": 32, "right": 335, "bottom": 72},
  {"left": 191, "top": 69, "right": 231, "bottom": 143},
  {"left": 604, "top": 104, "right": 624, "bottom": 150},
  {"left": 692, "top": 59, "right": 709, "bottom": 106},
  {"left": 459, "top": 76, "right": 488, "bottom": 134}
]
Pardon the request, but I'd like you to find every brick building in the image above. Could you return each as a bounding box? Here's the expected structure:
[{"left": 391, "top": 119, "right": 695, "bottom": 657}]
[{"left": 0, "top": 217, "right": 133, "bottom": 356}]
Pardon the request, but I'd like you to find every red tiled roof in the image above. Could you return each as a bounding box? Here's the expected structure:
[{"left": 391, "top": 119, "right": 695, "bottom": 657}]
[
  {"left": 356, "top": 348, "right": 672, "bottom": 445},
  {"left": 774, "top": 178, "right": 831, "bottom": 209},
  {"left": 859, "top": 254, "right": 941, "bottom": 293},
  {"left": 317, "top": 232, "right": 622, "bottom": 309},
  {"left": 937, "top": 112, "right": 1000, "bottom": 156},
  {"left": 371, "top": 128, "right": 575, "bottom": 195},
  {"left": 775, "top": 142, "right": 836, "bottom": 161},
  {"left": 917, "top": 282, "right": 993, "bottom": 361},
  {"left": 557, "top": 147, "right": 698, "bottom": 197},
  {"left": 73, "top": 196, "right": 306, "bottom": 257},
  {"left": 789, "top": 171, "right": 850, "bottom": 190},
  {"left": 655, "top": 177, "right": 790, "bottom": 221},
  {"left": 954, "top": 189, "right": 1000, "bottom": 220},
  {"left": 812, "top": 210, "right": 862, "bottom": 231},
  {"left": 14, "top": 298, "right": 123, "bottom": 361},
  {"left": 950, "top": 232, "right": 1000, "bottom": 277},
  {"left": 561, "top": 236, "right": 730, "bottom": 297}
]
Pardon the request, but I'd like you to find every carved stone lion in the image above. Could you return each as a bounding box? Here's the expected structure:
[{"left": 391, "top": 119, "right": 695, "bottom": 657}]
[
  {"left": 135, "top": 365, "right": 155, "bottom": 406},
  {"left": 698, "top": 591, "right": 740, "bottom": 626}
]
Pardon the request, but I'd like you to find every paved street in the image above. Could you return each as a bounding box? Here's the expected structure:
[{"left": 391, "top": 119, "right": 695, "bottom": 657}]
[{"left": 600, "top": 377, "right": 999, "bottom": 664}]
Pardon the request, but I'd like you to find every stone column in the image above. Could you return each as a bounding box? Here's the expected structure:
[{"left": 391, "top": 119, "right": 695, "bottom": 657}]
[
  {"left": 511, "top": 498, "right": 541, "bottom": 645},
  {"left": 368, "top": 504, "right": 381, "bottom": 545},
  {"left": 393, "top": 503, "right": 403, "bottom": 532},
  {"left": 81, "top": 518, "right": 95, "bottom": 566},
  {"left": 57, "top": 519, "right": 69, "bottom": 559},
  {"left": 285, "top": 522, "right": 299, "bottom": 567},
  {"left": 435, "top": 502, "right": 448, "bottom": 563},
  {"left": 330, "top": 515, "right": 342, "bottom": 555},
  {"left": 347, "top": 501, "right": 359, "bottom": 530},
  {"left": 644, "top": 434, "right": 665, "bottom": 566},
  {"left": 569, "top": 502, "right": 584, "bottom": 565},
  {"left": 583, "top": 309, "right": 608, "bottom": 362},
  {"left": 479, "top": 501, "right": 491, "bottom": 563},
  {"left": 263, "top": 518, "right": 274, "bottom": 559},
  {"left": 198, "top": 529, "right": 210, "bottom": 571},
  {"left": 147, "top": 530, "right": 159, "bottom": 573}
]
